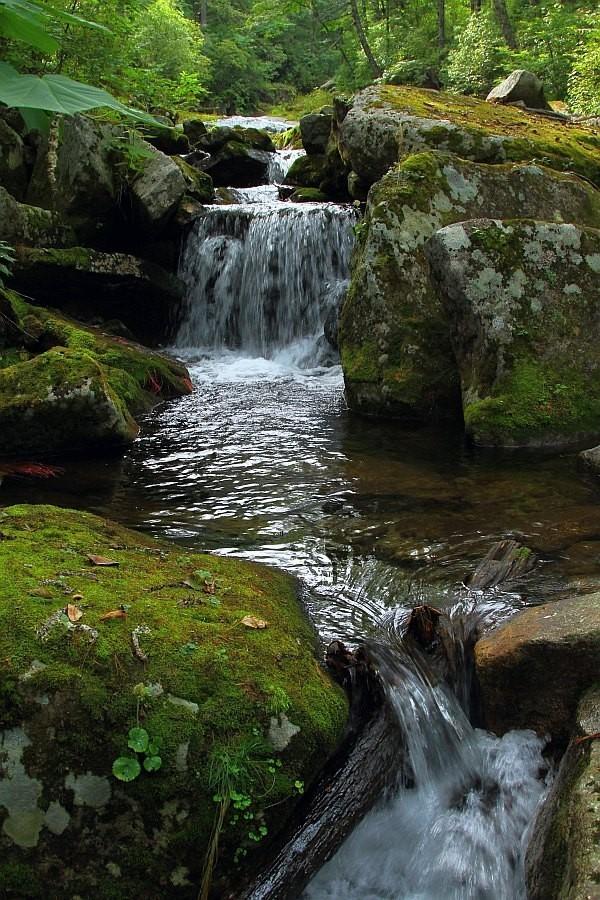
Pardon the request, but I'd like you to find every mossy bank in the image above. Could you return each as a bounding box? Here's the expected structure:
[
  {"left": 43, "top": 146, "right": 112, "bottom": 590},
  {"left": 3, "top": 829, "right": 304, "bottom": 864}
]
[{"left": 0, "top": 505, "right": 348, "bottom": 899}]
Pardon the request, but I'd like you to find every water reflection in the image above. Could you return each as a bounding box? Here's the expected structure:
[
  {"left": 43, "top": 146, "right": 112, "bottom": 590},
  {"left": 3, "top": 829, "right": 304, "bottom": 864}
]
[{"left": 3, "top": 354, "right": 600, "bottom": 642}]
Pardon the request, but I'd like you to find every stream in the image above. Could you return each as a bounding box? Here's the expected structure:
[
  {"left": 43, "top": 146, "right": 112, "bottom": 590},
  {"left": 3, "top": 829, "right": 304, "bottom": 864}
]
[{"left": 5, "top": 130, "right": 600, "bottom": 898}]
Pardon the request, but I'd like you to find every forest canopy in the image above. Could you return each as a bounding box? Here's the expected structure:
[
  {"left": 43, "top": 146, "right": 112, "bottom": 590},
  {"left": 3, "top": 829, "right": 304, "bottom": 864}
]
[{"left": 1, "top": 0, "right": 599, "bottom": 117}]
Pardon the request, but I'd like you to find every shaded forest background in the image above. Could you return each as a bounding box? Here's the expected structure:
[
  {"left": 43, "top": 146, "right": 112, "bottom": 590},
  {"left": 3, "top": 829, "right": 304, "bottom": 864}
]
[{"left": 1, "top": 0, "right": 599, "bottom": 119}]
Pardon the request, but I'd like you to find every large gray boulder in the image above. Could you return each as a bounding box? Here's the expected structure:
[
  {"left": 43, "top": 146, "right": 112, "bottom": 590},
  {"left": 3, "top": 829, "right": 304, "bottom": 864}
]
[
  {"left": 129, "top": 148, "right": 187, "bottom": 233},
  {"left": 334, "top": 84, "right": 600, "bottom": 189},
  {"left": 0, "top": 187, "right": 74, "bottom": 248},
  {"left": 426, "top": 220, "right": 600, "bottom": 447},
  {"left": 525, "top": 686, "right": 600, "bottom": 900},
  {"left": 300, "top": 112, "right": 333, "bottom": 155},
  {"left": 26, "top": 115, "right": 119, "bottom": 236},
  {"left": 339, "top": 152, "right": 600, "bottom": 422},
  {"left": 486, "top": 69, "right": 551, "bottom": 111},
  {"left": 0, "top": 119, "right": 29, "bottom": 200},
  {"left": 474, "top": 592, "right": 600, "bottom": 742}
]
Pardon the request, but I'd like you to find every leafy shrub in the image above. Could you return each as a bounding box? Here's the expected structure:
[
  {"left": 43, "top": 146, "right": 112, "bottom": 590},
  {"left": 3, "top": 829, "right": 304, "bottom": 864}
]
[{"left": 446, "top": 12, "right": 503, "bottom": 96}]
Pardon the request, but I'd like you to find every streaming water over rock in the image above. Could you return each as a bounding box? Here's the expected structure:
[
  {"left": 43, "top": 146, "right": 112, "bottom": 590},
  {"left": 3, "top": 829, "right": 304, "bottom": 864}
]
[{"left": 177, "top": 199, "right": 356, "bottom": 365}]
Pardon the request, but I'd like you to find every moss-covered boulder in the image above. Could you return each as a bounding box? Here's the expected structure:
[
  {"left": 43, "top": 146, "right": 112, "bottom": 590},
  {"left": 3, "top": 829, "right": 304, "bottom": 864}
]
[
  {"left": 0, "top": 504, "right": 348, "bottom": 899},
  {"left": 525, "top": 686, "right": 600, "bottom": 900},
  {"left": 474, "top": 591, "right": 600, "bottom": 742},
  {"left": 11, "top": 247, "right": 185, "bottom": 347},
  {"left": 427, "top": 220, "right": 600, "bottom": 447},
  {"left": 335, "top": 84, "right": 600, "bottom": 188},
  {"left": 0, "top": 188, "right": 74, "bottom": 248},
  {"left": 129, "top": 148, "right": 187, "bottom": 234},
  {"left": 172, "top": 157, "right": 214, "bottom": 204},
  {"left": 0, "top": 291, "right": 191, "bottom": 457},
  {"left": 340, "top": 151, "right": 600, "bottom": 421},
  {"left": 203, "top": 140, "right": 272, "bottom": 188},
  {"left": 290, "top": 187, "right": 328, "bottom": 203},
  {"left": 286, "top": 153, "right": 328, "bottom": 188},
  {"left": 197, "top": 125, "right": 275, "bottom": 154}
]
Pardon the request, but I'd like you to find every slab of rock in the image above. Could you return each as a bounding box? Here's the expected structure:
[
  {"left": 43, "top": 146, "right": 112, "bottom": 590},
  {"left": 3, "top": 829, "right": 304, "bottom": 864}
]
[
  {"left": 474, "top": 593, "right": 600, "bottom": 742},
  {"left": 130, "top": 148, "right": 187, "bottom": 233},
  {"left": 335, "top": 84, "right": 600, "bottom": 189},
  {"left": 426, "top": 220, "right": 600, "bottom": 447},
  {"left": 579, "top": 445, "right": 600, "bottom": 477},
  {"left": 202, "top": 141, "right": 272, "bottom": 187},
  {"left": 339, "top": 151, "right": 600, "bottom": 421},
  {"left": 182, "top": 118, "right": 208, "bottom": 146},
  {"left": 487, "top": 69, "right": 551, "bottom": 111},
  {"left": 0, "top": 119, "right": 29, "bottom": 200},
  {"left": 0, "top": 187, "right": 73, "bottom": 248},
  {"left": 300, "top": 112, "right": 333, "bottom": 155},
  {"left": 526, "top": 686, "right": 600, "bottom": 900},
  {"left": 11, "top": 247, "right": 185, "bottom": 346}
]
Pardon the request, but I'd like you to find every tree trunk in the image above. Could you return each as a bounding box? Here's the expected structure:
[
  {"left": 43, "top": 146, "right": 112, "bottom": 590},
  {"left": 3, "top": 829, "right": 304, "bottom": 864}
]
[
  {"left": 348, "top": 0, "right": 383, "bottom": 77},
  {"left": 492, "top": 0, "right": 518, "bottom": 48},
  {"left": 437, "top": 0, "right": 446, "bottom": 47}
]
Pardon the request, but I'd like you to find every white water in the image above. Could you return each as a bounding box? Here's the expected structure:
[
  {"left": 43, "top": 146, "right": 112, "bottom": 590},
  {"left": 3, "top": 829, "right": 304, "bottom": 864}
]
[
  {"left": 172, "top": 136, "right": 550, "bottom": 899},
  {"left": 177, "top": 198, "right": 355, "bottom": 366}
]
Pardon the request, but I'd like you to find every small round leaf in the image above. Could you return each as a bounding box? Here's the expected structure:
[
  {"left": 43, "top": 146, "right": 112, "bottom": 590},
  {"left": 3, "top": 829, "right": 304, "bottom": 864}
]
[
  {"left": 128, "top": 727, "right": 149, "bottom": 753},
  {"left": 112, "top": 756, "right": 141, "bottom": 782},
  {"left": 143, "top": 755, "right": 162, "bottom": 772}
]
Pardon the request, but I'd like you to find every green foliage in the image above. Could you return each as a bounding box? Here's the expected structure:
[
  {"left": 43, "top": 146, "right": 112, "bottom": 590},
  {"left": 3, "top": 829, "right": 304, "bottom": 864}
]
[
  {"left": 446, "top": 11, "right": 502, "bottom": 96},
  {"left": 113, "top": 727, "right": 163, "bottom": 780},
  {"left": 112, "top": 756, "right": 142, "bottom": 782},
  {"left": 567, "top": 14, "right": 600, "bottom": 115}
]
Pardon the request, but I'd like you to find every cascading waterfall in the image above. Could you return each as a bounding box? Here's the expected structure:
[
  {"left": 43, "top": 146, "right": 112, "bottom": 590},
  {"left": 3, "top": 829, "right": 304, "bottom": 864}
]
[
  {"left": 176, "top": 151, "right": 356, "bottom": 367},
  {"left": 304, "top": 619, "right": 549, "bottom": 900}
]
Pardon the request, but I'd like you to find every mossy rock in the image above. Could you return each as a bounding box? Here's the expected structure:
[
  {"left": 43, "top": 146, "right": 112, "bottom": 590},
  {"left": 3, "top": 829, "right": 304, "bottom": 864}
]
[
  {"left": 172, "top": 158, "right": 214, "bottom": 204},
  {"left": 289, "top": 187, "right": 328, "bottom": 203},
  {"left": 0, "top": 187, "right": 74, "bottom": 249},
  {"left": 273, "top": 125, "right": 303, "bottom": 150},
  {"left": 285, "top": 154, "right": 329, "bottom": 188},
  {"left": 339, "top": 150, "right": 600, "bottom": 422},
  {"left": 0, "top": 504, "right": 348, "bottom": 899},
  {"left": 11, "top": 246, "right": 185, "bottom": 347},
  {"left": 203, "top": 140, "right": 271, "bottom": 188},
  {"left": 426, "top": 220, "right": 600, "bottom": 447},
  {"left": 0, "top": 290, "right": 191, "bottom": 457},
  {"left": 336, "top": 84, "right": 600, "bottom": 187}
]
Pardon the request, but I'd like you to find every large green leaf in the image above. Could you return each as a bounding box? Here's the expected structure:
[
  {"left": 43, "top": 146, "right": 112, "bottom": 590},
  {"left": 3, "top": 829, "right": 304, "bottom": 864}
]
[
  {"left": 0, "top": 0, "right": 58, "bottom": 52},
  {"left": 0, "top": 62, "right": 163, "bottom": 126}
]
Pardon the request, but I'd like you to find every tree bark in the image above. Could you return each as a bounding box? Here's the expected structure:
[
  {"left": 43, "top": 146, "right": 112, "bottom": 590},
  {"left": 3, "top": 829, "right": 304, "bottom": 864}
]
[
  {"left": 492, "top": 0, "right": 518, "bottom": 48},
  {"left": 437, "top": 0, "right": 446, "bottom": 47},
  {"left": 348, "top": 0, "right": 383, "bottom": 77}
]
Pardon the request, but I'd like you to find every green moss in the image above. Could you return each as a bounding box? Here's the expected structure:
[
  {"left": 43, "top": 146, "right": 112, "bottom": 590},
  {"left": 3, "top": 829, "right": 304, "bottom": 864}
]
[
  {"left": 172, "top": 157, "right": 214, "bottom": 203},
  {"left": 286, "top": 154, "right": 328, "bottom": 187},
  {"left": 340, "top": 340, "right": 380, "bottom": 382},
  {"left": 370, "top": 84, "right": 600, "bottom": 185},
  {"left": 0, "top": 505, "right": 348, "bottom": 896},
  {"left": 290, "top": 187, "right": 328, "bottom": 202}
]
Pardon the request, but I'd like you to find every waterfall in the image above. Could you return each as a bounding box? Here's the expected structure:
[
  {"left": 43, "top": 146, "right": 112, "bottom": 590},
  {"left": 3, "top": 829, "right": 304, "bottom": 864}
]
[
  {"left": 305, "top": 623, "right": 549, "bottom": 900},
  {"left": 176, "top": 199, "right": 356, "bottom": 366}
]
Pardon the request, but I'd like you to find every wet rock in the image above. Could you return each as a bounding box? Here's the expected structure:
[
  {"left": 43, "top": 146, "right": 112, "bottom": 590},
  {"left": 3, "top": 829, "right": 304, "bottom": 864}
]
[
  {"left": 129, "top": 148, "right": 187, "bottom": 233},
  {"left": 474, "top": 592, "right": 600, "bottom": 742},
  {"left": 289, "top": 187, "right": 328, "bottom": 203},
  {"left": 172, "top": 157, "right": 214, "bottom": 204},
  {"left": 11, "top": 246, "right": 185, "bottom": 346},
  {"left": 426, "top": 220, "right": 600, "bottom": 447},
  {"left": 335, "top": 84, "right": 600, "bottom": 188},
  {"left": 143, "top": 125, "right": 190, "bottom": 155},
  {"left": 525, "top": 686, "right": 600, "bottom": 900},
  {"left": 182, "top": 118, "right": 208, "bottom": 146},
  {"left": 486, "top": 69, "right": 551, "bottom": 111},
  {"left": 0, "top": 187, "right": 74, "bottom": 248},
  {"left": 300, "top": 112, "right": 333, "bottom": 155},
  {"left": 202, "top": 141, "right": 272, "bottom": 187},
  {"left": 197, "top": 125, "right": 275, "bottom": 154},
  {"left": 0, "top": 119, "right": 29, "bottom": 200},
  {"left": 340, "top": 151, "right": 600, "bottom": 421},
  {"left": 578, "top": 445, "right": 600, "bottom": 478},
  {"left": 0, "top": 289, "right": 192, "bottom": 456},
  {"left": 0, "top": 504, "right": 347, "bottom": 898},
  {"left": 286, "top": 154, "right": 328, "bottom": 188}
]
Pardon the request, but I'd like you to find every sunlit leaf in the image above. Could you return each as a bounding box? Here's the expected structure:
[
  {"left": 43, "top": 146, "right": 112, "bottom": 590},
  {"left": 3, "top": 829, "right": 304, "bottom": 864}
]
[
  {"left": 127, "top": 726, "right": 149, "bottom": 753},
  {"left": 112, "top": 756, "right": 141, "bottom": 782},
  {"left": 143, "top": 755, "right": 162, "bottom": 772}
]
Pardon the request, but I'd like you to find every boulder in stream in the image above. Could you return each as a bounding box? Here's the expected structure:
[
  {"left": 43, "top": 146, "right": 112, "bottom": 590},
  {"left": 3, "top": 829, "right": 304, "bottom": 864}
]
[
  {"left": 0, "top": 290, "right": 192, "bottom": 456},
  {"left": 340, "top": 151, "right": 600, "bottom": 421},
  {"left": 525, "top": 685, "right": 600, "bottom": 900},
  {"left": 474, "top": 591, "right": 600, "bottom": 742},
  {"left": 299, "top": 111, "right": 333, "bottom": 155},
  {"left": 426, "top": 220, "right": 600, "bottom": 447},
  {"left": 0, "top": 504, "right": 348, "bottom": 898},
  {"left": 129, "top": 147, "right": 188, "bottom": 234}
]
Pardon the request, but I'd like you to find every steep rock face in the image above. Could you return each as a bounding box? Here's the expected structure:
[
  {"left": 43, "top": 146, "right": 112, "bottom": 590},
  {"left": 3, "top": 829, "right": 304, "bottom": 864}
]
[
  {"left": 129, "top": 148, "right": 187, "bottom": 233},
  {"left": 11, "top": 247, "right": 185, "bottom": 346},
  {"left": 0, "top": 505, "right": 348, "bottom": 899},
  {"left": 427, "top": 220, "right": 600, "bottom": 447},
  {"left": 335, "top": 84, "right": 600, "bottom": 189},
  {"left": 26, "top": 115, "right": 120, "bottom": 239},
  {"left": 0, "top": 187, "right": 74, "bottom": 248},
  {"left": 0, "top": 119, "right": 29, "bottom": 200},
  {"left": 526, "top": 686, "right": 600, "bottom": 900},
  {"left": 340, "top": 152, "right": 600, "bottom": 421},
  {"left": 474, "top": 592, "right": 600, "bottom": 742},
  {"left": 0, "top": 290, "right": 192, "bottom": 457}
]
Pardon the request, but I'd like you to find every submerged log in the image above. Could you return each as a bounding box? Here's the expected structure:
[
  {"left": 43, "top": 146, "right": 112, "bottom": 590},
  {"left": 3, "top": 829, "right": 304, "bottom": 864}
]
[{"left": 466, "top": 539, "right": 536, "bottom": 591}]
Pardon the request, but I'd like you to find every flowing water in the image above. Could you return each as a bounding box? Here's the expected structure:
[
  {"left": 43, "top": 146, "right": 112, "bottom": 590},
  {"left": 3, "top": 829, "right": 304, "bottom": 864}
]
[{"left": 5, "top": 141, "right": 600, "bottom": 897}]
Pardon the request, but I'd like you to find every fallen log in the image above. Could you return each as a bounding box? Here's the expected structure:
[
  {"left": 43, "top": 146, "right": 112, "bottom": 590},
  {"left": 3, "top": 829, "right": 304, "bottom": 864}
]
[{"left": 466, "top": 539, "right": 536, "bottom": 591}]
